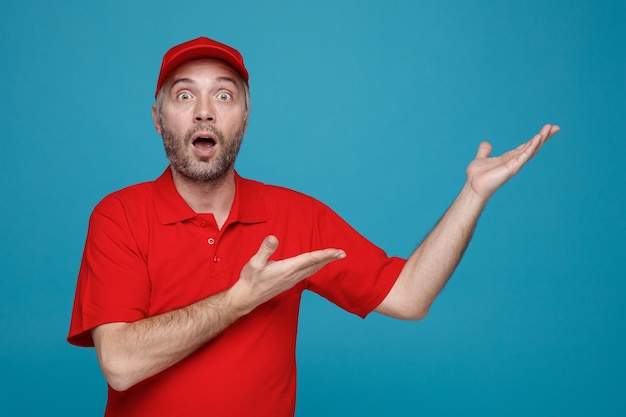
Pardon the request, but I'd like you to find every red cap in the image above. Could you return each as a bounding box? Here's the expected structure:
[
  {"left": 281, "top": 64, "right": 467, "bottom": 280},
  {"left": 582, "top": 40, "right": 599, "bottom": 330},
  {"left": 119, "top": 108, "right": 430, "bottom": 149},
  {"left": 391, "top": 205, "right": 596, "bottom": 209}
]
[{"left": 155, "top": 37, "right": 249, "bottom": 98}]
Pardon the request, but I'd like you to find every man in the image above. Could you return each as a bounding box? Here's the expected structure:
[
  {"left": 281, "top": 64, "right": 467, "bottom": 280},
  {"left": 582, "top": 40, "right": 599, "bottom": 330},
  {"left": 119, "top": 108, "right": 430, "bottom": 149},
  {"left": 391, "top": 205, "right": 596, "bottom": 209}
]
[{"left": 68, "top": 37, "right": 559, "bottom": 416}]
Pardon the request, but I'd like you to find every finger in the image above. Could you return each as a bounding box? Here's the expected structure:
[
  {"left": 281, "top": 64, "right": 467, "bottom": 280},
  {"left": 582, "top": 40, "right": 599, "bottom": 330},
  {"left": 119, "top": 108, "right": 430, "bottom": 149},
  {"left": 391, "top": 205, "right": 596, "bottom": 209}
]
[
  {"left": 526, "top": 124, "right": 558, "bottom": 157},
  {"left": 539, "top": 124, "right": 553, "bottom": 137},
  {"left": 476, "top": 141, "right": 492, "bottom": 158},
  {"left": 296, "top": 248, "right": 346, "bottom": 267},
  {"left": 515, "top": 125, "right": 551, "bottom": 158},
  {"left": 283, "top": 248, "right": 346, "bottom": 277},
  {"left": 547, "top": 124, "right": 560, "bottom": 139},
  {"left": 250, "top": 235, "right": 279, "bottom": 268},
  {"left": 511, "top": 134, "right": 542, "bottom": 165},
  {"left": 492, "top": 136, "right": 537, "bottom": 174},
  {"left": 537, "top": 124, "right": 561, "bottom": 144}
]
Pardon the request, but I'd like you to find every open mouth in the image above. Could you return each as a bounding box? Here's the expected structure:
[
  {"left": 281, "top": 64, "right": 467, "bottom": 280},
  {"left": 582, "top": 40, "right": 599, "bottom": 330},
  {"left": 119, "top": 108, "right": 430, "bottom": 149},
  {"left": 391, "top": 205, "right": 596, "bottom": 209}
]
[{"left": 192, "top": 137, "right": 217, "bottom": 150}]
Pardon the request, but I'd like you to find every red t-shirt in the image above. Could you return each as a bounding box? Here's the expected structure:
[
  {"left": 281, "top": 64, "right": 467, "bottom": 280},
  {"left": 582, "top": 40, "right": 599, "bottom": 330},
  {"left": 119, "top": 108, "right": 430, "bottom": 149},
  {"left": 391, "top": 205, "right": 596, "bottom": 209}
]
[{"left": 68, "top": 168, "right": 405, "bottom": 417}]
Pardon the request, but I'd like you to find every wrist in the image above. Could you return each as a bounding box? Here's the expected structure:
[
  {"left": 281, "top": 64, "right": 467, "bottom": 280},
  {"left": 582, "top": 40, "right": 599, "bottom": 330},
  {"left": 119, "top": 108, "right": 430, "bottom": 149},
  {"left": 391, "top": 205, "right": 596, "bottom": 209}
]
[
  {"left": 457, "top": 182, "right": 490, "bottom": 213},
  {"left": 221, "top": 280, "right": 256, "bottom": 317}
]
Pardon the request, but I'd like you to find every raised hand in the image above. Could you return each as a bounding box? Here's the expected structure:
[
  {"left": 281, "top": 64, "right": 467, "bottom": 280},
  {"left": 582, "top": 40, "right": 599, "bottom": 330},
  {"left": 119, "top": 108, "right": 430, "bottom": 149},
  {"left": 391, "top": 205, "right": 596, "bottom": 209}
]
[
  {"left": 466, "top": 124, "right": 560, "bottom": 201},
  {"left": 232, "top": 235, "right": 346, "bottom": 314}
]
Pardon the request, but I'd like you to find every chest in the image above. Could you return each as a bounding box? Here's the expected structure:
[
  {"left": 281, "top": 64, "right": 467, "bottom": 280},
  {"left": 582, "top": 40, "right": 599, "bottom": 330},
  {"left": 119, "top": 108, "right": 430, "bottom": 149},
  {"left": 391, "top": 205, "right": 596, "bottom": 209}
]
[{"left": 144, "top": 214, "right": 311, "bottom": 315}]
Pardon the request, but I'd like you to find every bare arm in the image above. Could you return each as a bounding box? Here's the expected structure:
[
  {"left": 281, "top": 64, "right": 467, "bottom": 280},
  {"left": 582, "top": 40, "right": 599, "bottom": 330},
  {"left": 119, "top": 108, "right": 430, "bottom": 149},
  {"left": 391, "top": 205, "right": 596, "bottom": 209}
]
[
  {"left": 93, "top": 235, "right": 345, "bottom": 391},
  {"left": 375, "top": 124, "right": 560, "bottom": 320}
]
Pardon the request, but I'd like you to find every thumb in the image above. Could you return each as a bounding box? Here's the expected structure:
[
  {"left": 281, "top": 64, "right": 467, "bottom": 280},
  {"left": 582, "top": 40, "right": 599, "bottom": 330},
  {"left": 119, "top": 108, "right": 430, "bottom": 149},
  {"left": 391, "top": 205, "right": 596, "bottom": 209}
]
[
  {"left": 476, "top": 141, "right": 492, "bottom": 159},
  {"left": 252, "top": 235, "right": 279, "bottom": 266}
]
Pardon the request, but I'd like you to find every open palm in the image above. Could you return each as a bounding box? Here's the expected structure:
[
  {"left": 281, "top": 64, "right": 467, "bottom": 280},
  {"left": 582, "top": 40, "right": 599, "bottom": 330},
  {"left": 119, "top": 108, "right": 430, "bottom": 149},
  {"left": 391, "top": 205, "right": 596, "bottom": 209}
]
[{"left": 466, "top": 124, "right": 560, "bottom": 200}]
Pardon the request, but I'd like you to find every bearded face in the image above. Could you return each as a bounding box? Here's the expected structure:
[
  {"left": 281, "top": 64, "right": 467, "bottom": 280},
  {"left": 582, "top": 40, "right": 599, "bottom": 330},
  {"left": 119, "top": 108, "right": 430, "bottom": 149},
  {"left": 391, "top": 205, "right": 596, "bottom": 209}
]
[
  {"left": 153, "top": 59, "right": 249, "bottom": 183},
  {"left": 160, "top": 118, "right": 246, "bottom": 182}
]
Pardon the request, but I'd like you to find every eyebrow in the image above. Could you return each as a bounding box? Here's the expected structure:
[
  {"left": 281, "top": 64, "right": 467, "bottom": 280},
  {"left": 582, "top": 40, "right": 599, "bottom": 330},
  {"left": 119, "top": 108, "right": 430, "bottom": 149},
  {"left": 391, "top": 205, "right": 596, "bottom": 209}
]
[
  {"left": 215, "top": 76, "right": 239, "bottom": 86},
  {"left": 169, "top": 76, "right": 239, "bottom": 91},
  {"left": 170, "top": 77, "right": 195, "bottom": 90}
]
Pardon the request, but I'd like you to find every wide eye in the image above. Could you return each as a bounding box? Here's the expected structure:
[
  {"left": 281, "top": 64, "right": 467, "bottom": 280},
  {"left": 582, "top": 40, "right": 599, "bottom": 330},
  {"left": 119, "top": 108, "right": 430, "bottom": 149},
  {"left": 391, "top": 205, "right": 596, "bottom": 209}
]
[
  {"left": 177, "top": 92, "right": 192, "bottom": 101},
  {"left": 218, "top": 92, "right": 232, "bottom": 101}
]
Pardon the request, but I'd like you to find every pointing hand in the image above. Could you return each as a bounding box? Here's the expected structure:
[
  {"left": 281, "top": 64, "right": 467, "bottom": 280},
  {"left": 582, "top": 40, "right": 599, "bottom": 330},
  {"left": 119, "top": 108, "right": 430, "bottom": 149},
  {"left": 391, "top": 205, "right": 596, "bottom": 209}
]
[{"left": 233, "top": 235, "right": 346, "bottom": 313}]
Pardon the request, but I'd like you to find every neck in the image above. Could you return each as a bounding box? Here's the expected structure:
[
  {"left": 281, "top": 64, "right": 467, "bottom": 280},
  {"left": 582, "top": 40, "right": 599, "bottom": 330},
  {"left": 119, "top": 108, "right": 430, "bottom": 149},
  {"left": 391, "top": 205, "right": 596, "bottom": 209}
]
[{"left": 170, "top": 168, "right": 236, "bottom": 229}]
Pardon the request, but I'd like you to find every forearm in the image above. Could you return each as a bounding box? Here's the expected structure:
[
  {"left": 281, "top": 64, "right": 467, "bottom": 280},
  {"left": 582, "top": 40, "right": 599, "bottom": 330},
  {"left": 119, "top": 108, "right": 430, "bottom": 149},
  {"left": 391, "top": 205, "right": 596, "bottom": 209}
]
[
  {"left": 93, "top": 286, "right": 248, "bottom": 391},
  {"left": 377, "top": 183, "right": 487, "bottom": 320},
  {"left": 378, "top": 125, "right": 559, "bottom": 320},
  {"left": 92, "top": 236, "right": 344, "bottom": 392}
]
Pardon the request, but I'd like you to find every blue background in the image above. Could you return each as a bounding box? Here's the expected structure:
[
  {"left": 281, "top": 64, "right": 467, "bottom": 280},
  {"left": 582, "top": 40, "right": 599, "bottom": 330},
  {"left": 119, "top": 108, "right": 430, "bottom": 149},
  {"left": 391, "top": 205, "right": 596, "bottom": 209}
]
[{"left": 1, "top": 0, "right": 624, "bottom": 415}]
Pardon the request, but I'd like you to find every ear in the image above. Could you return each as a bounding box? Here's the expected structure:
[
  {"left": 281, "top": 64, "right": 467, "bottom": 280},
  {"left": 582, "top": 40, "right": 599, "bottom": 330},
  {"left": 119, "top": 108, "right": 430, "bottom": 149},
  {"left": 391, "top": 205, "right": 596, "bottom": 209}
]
[
  {"left": 243, "top": 113, "right": 249, "bottom": 135},
  {"left": 152, "top": 103, "right": 163, "bottom": 135}
]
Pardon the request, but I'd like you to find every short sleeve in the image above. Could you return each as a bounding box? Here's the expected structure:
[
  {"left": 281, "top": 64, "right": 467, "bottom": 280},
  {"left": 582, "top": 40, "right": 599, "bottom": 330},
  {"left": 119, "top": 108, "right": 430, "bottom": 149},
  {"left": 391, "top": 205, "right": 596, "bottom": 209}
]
[
  {"left": 305, "top": 200, "right": 406, "bottom": 318},
  {"left": 67, "top": 196, "right": 151, "bottom": 347}
]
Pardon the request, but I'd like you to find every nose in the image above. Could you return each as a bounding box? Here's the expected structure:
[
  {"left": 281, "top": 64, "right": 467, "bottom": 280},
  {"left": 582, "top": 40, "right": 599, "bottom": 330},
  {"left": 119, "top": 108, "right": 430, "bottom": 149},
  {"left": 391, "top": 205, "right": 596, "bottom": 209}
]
[{"left": 194, "top": 96, "right": 215, "bottom": 123}]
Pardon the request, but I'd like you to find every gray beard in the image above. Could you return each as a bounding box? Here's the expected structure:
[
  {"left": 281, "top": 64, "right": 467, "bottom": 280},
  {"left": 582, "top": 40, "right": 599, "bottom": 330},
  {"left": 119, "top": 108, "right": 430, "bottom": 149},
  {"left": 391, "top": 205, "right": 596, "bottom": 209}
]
[{"left": 160, "top": 122, "right": 245, "bottom": 182}]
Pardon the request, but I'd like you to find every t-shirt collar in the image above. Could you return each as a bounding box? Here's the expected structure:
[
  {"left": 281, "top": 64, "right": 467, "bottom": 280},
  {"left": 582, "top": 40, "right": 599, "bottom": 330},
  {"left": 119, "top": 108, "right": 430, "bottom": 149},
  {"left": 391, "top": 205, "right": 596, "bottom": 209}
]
[{"left": 153, "top": 167, "right": 267, "bottom": 225}]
